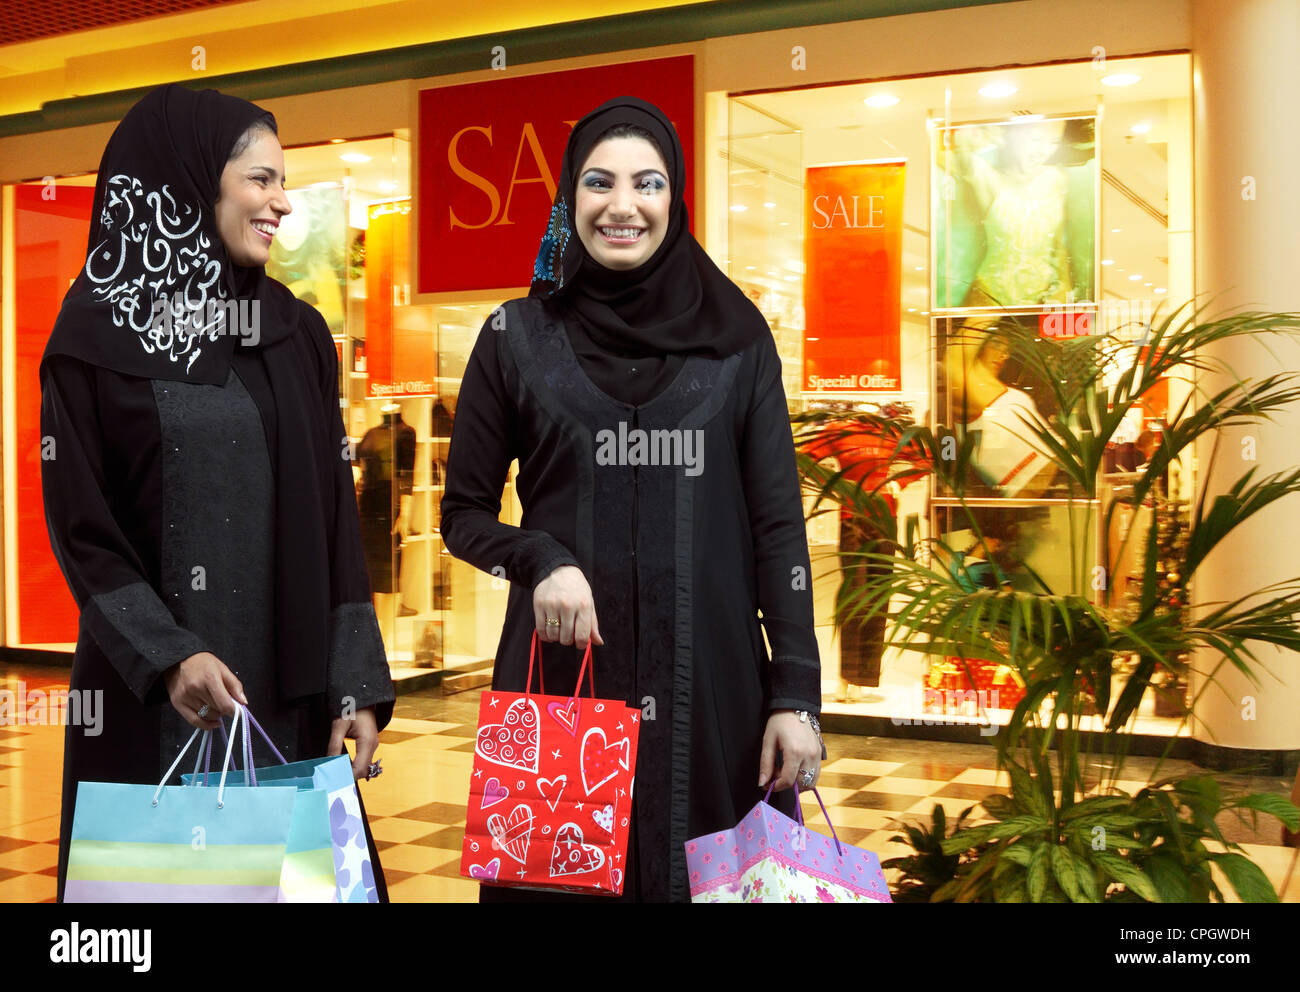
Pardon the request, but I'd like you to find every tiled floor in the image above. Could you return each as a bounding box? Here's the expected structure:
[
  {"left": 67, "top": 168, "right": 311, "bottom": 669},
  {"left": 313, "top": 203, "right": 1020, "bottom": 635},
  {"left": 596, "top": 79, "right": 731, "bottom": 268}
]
[{"left": 3, "top": 663, "right": 1299, "bottom": 902}]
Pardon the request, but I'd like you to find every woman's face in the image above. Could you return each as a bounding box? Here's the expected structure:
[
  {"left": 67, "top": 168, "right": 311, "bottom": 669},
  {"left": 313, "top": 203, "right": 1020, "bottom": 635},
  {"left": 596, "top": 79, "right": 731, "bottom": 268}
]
[
  {"left": 215, "top": 129, "right": 292, "bottom": 268},
  {"left": 574, "top": 136, "right": 671, "bottom": 271}
]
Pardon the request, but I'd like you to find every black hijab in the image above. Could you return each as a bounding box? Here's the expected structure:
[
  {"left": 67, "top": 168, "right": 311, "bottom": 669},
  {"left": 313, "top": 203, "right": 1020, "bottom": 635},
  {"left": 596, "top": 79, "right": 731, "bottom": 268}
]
[
  {"left": 529, "top": 96, "right": 768, "bottom": 404},
  {"left": 41, "top": 84, "right": 350, "bottom": 703},
  {"left": 43, "top": 83, "right": 298, "bottom": 384}
]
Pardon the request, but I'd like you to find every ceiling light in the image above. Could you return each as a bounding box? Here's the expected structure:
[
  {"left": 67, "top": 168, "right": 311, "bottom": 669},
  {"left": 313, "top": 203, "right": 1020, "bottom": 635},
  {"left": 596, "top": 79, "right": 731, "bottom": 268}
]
[
  {"left": 1101, "top": 73, "right": 1141, "bottom": 87},
  {"left": 979, "top": 82, "right": 1018, "bottom": 99},
  {"left": 340, "top": 152, "right": 371, "bottom": 163},
  {"left": 864, "top": 94, "right": 900, "bottom": 108},
  {"left": 915, "top": 265, "right": 924, "bottom": 271},
  {"left": 329, "top": 138, "right": 346, "bottom": 144},
  {"left": 1130, "top": 122, "right": 1151, "bottom": 135},
  {"left": 730, "top": 204, "right": 748, "bottom": 212},
  {"left": 378, "top": 180, "right": 397, "bottom": 193},
  {"left": 763, "top": 201, "right": 776, "bottom": 209},
  {"left": 1111, "top": 228, "right": 1122, "bottom": 234},
  {"left": 1101, "top": 259, "right": 1114, "bottom": 266},
  {"left": 1144, "top": 282, "right": 1153, "bottom": 288},
  {"left": 1155, "top": 287, "right": 1167, "bottom": 294},
  {"left": 745, "top": 265, "right": 756, "bottom": 271},
  {"left": 1129, "top": 274, "right": 1142, "bottom": 281},
  {"left": 907, "top": 308, "right": 917, "bottom": 313}
]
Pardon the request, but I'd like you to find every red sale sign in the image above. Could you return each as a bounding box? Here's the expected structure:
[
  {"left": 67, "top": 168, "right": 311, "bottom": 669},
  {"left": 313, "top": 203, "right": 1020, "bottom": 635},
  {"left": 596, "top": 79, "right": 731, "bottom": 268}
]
[{"left": 416, "top": 55, "right": 694, "bottom": 294}]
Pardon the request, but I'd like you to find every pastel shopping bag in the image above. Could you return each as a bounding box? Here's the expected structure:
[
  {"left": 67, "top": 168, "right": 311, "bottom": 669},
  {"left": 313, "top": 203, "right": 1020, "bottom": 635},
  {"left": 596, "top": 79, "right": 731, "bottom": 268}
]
[
  {"left": 182, "top": 708, "right": 378, "bottom": 903},
  {"left": 66, "top": 706, "right": 297, "bottom": 903},
  {"left": 461, "top": 635, "right": 640, "bottom": 896},
  {"left": 686, "top": 784, "right": 892, "bottom": 903}
]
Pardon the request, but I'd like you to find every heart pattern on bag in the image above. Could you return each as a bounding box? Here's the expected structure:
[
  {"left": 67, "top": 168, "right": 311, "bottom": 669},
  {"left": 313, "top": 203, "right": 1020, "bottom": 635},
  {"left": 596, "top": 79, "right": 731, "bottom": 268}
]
[
  {"left": 610, "top": 867, "right": 624, "bottom": 891},
  {"left": 538, "top": 775, "right": 567, "bottom": 813},
  {"left": 481, "top": 777, "right": 508, "bottom": 810},
  {"left": 580, "top": 727, "right": 630, "bottom": 795},
  {"left": 592, "top": 804, "right": 614, "bottom": 835},
  {"left": 549, "top": 822, "right": 606, "bottom": 878},
  {"left": 487, "top": 803, "right": 534, "bottom": 865},
  {"left": 476, "top": 697, "right": 540, "bottom": 773},
  {"left": 469, "top": 858, "right": 500, "bottom": 881},
  {"left": 547, "top": 698, "right": 580, "bottom": 736}
]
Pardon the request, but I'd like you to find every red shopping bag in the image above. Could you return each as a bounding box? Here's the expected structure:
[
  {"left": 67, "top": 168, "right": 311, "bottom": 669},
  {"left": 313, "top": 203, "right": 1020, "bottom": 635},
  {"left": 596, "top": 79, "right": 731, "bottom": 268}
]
[{"left": 461, "top": 634, "right": 640, "bottom": 896}]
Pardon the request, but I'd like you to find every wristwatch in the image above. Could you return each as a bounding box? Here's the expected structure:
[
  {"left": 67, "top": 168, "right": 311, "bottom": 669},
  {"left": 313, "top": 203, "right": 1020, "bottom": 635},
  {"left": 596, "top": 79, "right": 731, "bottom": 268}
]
[{"left": 795, "top": 710, "right": 827, "bottom": 761}]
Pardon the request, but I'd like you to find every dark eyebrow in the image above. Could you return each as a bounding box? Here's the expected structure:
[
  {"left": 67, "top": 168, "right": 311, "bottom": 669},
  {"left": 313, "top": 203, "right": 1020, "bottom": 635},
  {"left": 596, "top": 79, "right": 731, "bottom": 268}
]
[
  {"left": 580, "top": 167, "right": 667, "bottom": 179},
  {"left": 250, "top": 165, "right": 285, "bottom": 183}
]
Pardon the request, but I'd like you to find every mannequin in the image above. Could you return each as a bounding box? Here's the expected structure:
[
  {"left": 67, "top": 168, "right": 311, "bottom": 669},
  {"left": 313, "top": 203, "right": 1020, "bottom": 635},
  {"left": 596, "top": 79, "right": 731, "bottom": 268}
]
[{"left": 354, "top": 401, "right": 416, "bottom": 657}]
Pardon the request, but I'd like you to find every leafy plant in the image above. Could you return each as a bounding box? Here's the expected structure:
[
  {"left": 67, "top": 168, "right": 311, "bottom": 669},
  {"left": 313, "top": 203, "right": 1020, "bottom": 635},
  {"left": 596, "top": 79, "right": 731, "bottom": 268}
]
[{"left": 796, "top": 305, "right": 1300, "bottom": 902}]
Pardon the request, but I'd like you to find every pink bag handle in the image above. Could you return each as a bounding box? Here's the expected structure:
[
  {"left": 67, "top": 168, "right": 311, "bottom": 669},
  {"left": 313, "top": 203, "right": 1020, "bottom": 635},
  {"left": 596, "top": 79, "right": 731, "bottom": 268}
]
[
  {"left": 526, "top": 631, "right": 595, "bottom": 700},
  {"left": 763, "top": 781, "right": 845, "bottom": 858}
]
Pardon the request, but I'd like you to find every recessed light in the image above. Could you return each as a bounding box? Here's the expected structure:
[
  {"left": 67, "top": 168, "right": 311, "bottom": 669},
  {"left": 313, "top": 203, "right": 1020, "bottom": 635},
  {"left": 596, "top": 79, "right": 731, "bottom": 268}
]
[
  {"left": 1144, "top": 282, "right": 1153, "bottom": 288},
  {"left": 778, "top": 221, "right": 790, "bottom": 227},
  {"left": 1129, "top": 274, "right": 1143, "bottom": 281},
  {"left": 979, "top": 82, "right": 1018, "bottom": 99},
  {"left": 864, "top": 94, "right": 900, "bottom": 108},
  {"left": 907, "top": 307, "right": 917, "bottom": 313},
  {"left": 730, "top": 204, "right": 748, "bottom": 212},
  {"left": 378, "top": 180, "right": 397, "bottom": 193},
  {"left": 1101, "top": 73, "right": 1141, "bottom": 87},
  {"left": 340, "top": 152, "right": 371, "bottom": 163},
  {"left": 745, "top": 265, "right": 756, "bottom": 271},
  {"left": 1101, "top": 259, "right": 1115, "bottom": 266},
  {"left": 763, "top": 202, "right": 776, "bottom": 209},
  {"left": 915, "top": 265, "right": 924, "bottom": 271},
  {"left": 1111, "top": 228, "right": 1122, "bottom": 234},
  {"left": 329, "top": 138, "right": 346, "bottom": 144},
  {"left": 1130, "top": 122, "right": 1151, "bottom": 135},
  {"left": 1155, "top": 287, "right": 1167, "bottom": 294}
]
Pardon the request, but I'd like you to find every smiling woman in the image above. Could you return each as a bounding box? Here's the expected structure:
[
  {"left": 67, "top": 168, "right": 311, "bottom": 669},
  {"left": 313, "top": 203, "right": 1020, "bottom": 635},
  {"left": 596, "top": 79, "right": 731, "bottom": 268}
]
[
  {"left": 39, "top": 83, "right": 395, "bottom": 903},
  {"left": 215, "top": 121, "right": 293, "bottom": 268},
  {"left": 573, "top": 125, "right": 670, "bottom": 270}
]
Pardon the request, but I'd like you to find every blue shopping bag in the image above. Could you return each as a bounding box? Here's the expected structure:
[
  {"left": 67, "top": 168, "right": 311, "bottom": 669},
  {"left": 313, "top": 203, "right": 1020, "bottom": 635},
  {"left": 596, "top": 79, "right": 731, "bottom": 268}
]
[
  {"left": 66, "top": 705, "right": 299, "bottom": 903},
  {"left": 182, "top": 708, "right": 379, "bottom": 903}
]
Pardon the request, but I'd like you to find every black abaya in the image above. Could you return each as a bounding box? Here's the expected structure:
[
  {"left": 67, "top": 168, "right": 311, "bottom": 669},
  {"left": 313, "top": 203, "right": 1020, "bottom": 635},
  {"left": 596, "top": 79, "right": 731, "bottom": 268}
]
[{"left": 441, "top": 299, "right": 821, "bottom": 903}]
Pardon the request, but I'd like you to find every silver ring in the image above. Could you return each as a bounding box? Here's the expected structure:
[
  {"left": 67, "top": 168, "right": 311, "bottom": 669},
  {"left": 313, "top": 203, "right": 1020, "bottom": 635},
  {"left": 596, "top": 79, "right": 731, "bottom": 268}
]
[
  {"left": 366, "top": 759, "right": 383, "bottom": 780},
  {"left": 545, "top": 617, "right": 560, "bottom": 627},
  {"left": 798, "top": 768, "right": 816, "bottom": 788},
  {"left": 196, "top": 703, "right": 211, "bottom": 720}
]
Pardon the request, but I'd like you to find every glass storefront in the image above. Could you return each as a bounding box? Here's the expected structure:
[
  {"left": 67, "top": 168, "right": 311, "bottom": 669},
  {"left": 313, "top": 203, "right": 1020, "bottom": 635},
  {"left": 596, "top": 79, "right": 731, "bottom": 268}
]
[{"left": 721, "top": 53, "right": 1194, "bottom": 731}]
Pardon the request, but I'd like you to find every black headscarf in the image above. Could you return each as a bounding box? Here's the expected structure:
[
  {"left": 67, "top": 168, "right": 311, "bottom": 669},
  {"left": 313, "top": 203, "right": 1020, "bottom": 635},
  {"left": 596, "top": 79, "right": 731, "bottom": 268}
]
[
  {"left": 529, "top": 96, "right": 768, "bottom": 403},
  {"left": 43, "top": 83, "right": 298, "bottom": 384},
  {"left": 41, "top": 84, "right": 351, "bottom": 703}
]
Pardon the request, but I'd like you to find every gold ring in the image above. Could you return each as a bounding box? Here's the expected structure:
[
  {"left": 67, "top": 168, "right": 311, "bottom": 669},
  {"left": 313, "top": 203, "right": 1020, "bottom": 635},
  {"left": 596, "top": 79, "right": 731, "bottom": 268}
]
[{"left": 545, "top": 617, "right": 560, "bottom": 627}]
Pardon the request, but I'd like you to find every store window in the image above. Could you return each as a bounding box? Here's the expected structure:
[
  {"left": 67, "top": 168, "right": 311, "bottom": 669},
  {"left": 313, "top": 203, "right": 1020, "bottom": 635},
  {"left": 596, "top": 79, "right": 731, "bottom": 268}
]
[{"left": 723, "top": 54, "right": 1193, "bottom": 730}]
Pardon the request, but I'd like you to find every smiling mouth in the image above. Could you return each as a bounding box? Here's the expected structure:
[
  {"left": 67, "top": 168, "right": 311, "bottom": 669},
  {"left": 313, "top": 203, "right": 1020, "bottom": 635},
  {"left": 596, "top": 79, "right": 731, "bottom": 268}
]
[
  {"left": 251, "top": 220, "right": 277, "bottom": 243},
  {"left": 598, "top": 226, "right": 645, "bottom": 245}
]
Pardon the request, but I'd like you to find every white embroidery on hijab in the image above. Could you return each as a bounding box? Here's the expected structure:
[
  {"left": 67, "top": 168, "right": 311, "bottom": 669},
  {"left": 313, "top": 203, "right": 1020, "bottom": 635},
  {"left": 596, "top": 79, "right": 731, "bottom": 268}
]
[{"left": 84, "top": 174, "right": 230, "bottom": 374}]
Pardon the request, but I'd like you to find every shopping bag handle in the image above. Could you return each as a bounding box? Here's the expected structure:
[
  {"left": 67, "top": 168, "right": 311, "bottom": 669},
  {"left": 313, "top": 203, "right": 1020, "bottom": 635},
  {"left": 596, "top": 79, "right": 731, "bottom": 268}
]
[
  {"left": 193, "top": 704, "right": 290, "bottom": 787},
  {"left": 526, "top": 631, "right": 595, "bottom": 700},
  {"left": 154, "top": 704, "right": 251, "bottom": 809},
  {"left": 763, "top": 781, "right": 845, "bottom": 858}
]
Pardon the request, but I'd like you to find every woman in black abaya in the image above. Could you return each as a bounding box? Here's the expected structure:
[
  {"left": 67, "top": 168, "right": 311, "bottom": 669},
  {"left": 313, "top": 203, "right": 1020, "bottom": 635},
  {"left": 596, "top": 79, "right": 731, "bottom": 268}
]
[
  {"left": 441, "top": 97, "right": 824, "bottom": 902},
  {"left": 41, "top": 84, "right": 395, "bottom": 901}
]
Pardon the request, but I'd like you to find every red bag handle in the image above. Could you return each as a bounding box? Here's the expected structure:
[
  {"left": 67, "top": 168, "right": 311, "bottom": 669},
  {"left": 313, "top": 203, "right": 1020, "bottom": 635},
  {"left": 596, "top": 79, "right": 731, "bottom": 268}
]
[{"left": 526, "top": 631, "right": 595, "bottom": 700}]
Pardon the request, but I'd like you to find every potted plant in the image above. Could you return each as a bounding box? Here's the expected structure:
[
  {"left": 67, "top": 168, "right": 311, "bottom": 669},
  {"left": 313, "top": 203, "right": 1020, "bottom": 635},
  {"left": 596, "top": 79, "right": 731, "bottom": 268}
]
[{"left": 798, "top": 305, "right": 1300, "bottom": 902}]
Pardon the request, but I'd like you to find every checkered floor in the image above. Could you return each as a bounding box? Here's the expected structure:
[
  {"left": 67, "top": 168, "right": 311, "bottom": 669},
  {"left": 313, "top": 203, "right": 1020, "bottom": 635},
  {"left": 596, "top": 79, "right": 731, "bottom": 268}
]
[{"left": 3, "top": 663, "right": 1299, "bottom": 902}]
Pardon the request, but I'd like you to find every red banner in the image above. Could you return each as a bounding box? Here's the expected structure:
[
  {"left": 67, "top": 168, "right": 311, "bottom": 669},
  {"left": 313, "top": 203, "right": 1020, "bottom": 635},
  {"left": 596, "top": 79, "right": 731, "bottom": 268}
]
[
  {"left": 803, "top": 162, "right": 905, "bottom": 393},
  {"left": 14, "top": 183, "right": 95, "bottom": 645},
  {"left": 363, "top": 199, "right": 437, "bottom": 397},
  {"left": 417, "top": 55, "right": 694, "bottom": 294}
]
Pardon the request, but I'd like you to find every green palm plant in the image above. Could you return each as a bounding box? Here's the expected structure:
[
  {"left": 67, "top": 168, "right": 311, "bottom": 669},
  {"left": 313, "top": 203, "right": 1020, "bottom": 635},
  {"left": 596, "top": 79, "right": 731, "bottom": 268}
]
[{"left": 796, "top": 305, "right": 1300, "bottom": 902}]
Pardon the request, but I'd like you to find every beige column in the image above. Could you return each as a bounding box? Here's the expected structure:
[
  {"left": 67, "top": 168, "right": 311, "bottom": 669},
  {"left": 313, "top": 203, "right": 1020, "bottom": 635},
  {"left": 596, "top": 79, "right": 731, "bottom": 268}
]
[{"left": 1189, "top": 0, "right": 1300, "bottom": 761}]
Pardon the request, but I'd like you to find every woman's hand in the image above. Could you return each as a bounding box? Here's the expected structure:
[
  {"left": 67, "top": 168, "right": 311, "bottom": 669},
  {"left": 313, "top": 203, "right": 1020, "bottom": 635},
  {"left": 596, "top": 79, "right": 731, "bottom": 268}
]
[
  {"left": 533, "top": 565, "right": 603, "bottom": 650},
  {"left": 164, "top": 652, "right": 248, "bottom": 730},
  {"left": 329, "top": 706, "right": 380, "bottom": 781},
  {"left": 758, "top": 710, "right": 822, "bottom": 791}
]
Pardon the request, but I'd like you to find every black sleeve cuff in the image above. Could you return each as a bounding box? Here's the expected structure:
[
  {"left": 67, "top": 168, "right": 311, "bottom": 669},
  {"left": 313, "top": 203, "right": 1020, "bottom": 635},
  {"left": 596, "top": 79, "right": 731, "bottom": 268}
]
[
  {"left": 325, "top": 602, "right": 396, "bottom": 728},
  {"left": 768, "top": 654, "right": 822, "bottom": 715}
]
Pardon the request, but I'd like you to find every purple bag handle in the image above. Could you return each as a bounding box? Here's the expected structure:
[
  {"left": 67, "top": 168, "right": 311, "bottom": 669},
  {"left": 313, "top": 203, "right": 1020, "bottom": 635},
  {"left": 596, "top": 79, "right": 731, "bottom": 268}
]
[
  {"left": 207, "top": 705, "right": 291, "bottom": 787},
  {"left": 762, "top": 781, "right": 845, "bottom": 858}
]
